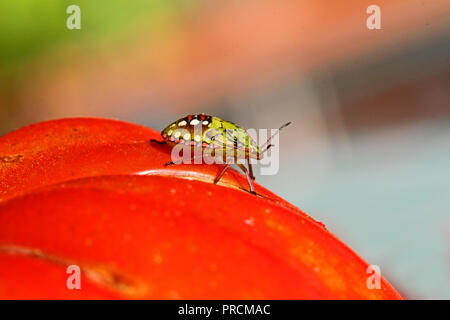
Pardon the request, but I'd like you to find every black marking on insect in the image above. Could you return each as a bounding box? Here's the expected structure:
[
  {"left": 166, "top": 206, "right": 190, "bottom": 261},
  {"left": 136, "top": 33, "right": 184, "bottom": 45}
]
[{"left": 150, "top": 113, "right": 291, "bottom": 195}]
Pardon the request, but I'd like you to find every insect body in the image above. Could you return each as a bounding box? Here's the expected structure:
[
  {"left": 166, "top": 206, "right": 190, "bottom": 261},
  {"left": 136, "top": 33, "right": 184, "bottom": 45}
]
[{"left": 150, "top": 113, "right": 290, "bottom": 195}]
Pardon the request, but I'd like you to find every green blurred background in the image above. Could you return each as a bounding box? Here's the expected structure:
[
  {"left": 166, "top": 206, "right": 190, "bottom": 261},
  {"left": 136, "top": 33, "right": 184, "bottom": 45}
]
[{"left": 1, "top": 0, "right": 450, "bottom": 299}]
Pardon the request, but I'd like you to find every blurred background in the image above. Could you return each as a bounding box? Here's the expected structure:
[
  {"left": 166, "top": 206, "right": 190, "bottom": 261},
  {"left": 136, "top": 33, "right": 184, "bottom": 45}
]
[{"left": 1, "top": 0, "right": 449, "bottom": 299}]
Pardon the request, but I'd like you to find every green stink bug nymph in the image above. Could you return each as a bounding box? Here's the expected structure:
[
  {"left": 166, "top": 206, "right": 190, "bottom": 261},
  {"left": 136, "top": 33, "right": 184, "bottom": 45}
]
[{"left": 150, "top": 113, "right": 291, "bottom": 195}]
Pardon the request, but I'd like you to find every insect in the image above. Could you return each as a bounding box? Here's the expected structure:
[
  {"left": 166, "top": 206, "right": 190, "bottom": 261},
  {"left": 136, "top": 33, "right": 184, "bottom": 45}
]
[{"left": 150, "top": 113, "right": 291, "bottom": 194}]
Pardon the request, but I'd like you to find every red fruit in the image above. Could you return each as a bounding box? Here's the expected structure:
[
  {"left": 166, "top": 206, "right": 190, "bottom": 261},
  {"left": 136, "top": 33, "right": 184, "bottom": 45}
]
[{"left": 0, "top": 118, "right": 402, "bottom": 299}]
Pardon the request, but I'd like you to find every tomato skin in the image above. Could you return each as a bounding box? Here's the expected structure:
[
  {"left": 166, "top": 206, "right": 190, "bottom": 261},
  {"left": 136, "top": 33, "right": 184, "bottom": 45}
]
[
  {"left": 0, "top": 118, "right": 402, "bottom": 299},
  {"left": 0, "top": 118, "right": 288, "bottom": 205}
]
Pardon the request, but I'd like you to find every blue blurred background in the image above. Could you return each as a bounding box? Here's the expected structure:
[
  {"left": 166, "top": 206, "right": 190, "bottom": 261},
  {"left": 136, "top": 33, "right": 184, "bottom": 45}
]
[{"left": 1, "top": 0, "right": 449, "bottom": 299}]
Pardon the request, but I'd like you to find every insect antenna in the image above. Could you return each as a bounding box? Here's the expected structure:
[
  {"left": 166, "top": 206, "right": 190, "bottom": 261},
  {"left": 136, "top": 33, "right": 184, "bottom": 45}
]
[{"left": 259, "top": 122, "right": 292, "bottom": 155}]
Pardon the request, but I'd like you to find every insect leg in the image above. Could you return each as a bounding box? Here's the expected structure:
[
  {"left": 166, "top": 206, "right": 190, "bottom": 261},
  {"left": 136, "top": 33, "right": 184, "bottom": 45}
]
[
  {"left": 150, "top": 139, "right": 166, "bottom": 145},
  {"left": 164, "top": 160, "right": 182, "bottom": 166},
  {"left": 237, "top": 163, "right": 256, "bottom": 195},
  {"left": 214, "top": 160, "right": 233, "bottom": 184},
  {"left": 247, "top": 160, "right": 255, "bottom": 181}
]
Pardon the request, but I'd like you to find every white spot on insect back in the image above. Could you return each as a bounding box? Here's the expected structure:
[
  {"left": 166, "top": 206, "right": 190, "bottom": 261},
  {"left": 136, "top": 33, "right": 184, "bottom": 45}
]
[
  {"left": 178, "top": 120, "right": 187, "bottom": 127},
  {"left": 174, "top": 131, "right": 181, "bottom": 138},
  {"left": 183, "top": 133, "right": 191, "bottom": 140},
  {"left": 202, "top": 120, "right": 208, "bottom": 125},
  {"left": 190, "top": 119, "right": 200, "bottom": 126}
]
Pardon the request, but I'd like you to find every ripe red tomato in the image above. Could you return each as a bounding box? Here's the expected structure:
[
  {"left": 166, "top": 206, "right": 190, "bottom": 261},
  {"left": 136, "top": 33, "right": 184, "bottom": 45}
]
[{"left": 0, "top": 118, "right": 402, "bottom": 299}]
